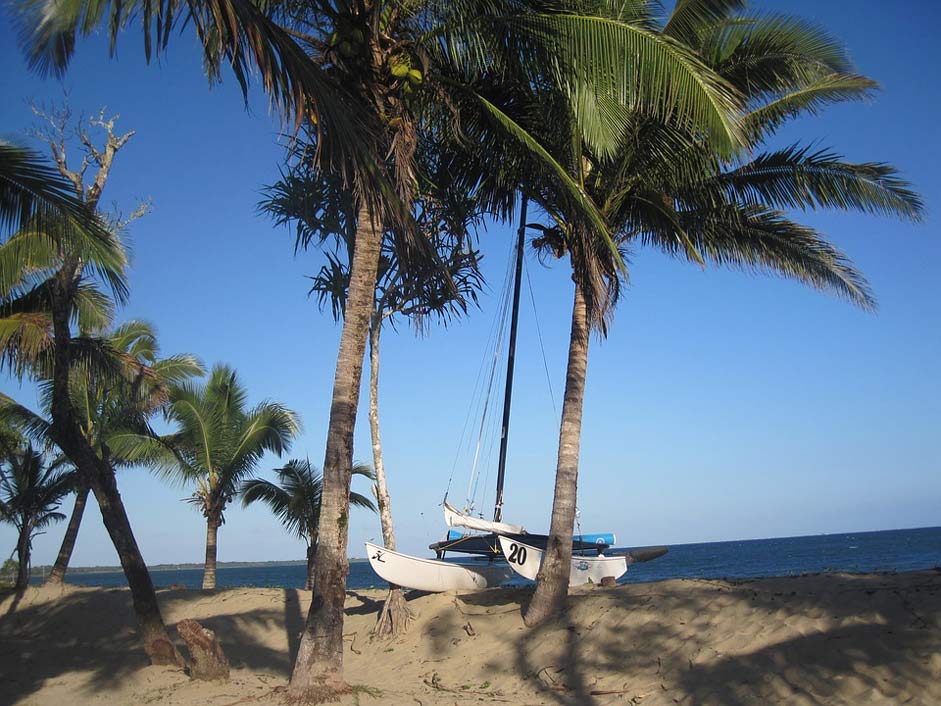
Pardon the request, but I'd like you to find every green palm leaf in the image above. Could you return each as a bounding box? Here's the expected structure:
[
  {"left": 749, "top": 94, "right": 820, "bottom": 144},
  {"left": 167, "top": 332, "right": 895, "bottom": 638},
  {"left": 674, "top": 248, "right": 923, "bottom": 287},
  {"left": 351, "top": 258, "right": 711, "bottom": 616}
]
[{"left": 695, "top": 145, "right": 924, "bottom": 220}]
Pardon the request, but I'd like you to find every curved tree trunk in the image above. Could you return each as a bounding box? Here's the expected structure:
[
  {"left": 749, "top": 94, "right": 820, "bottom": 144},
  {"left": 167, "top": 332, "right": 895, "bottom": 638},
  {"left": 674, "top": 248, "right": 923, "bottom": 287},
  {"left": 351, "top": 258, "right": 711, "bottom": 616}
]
[
  {"left": 87, "top": 463, "right": 182, "bottom": 664},
  {"left": 48, "top": 282, "right": 181, "bottom": 666},
  {"left": 523, "top": 281, "right": 590, "bottom": 628},
  {"left": 15, "top": 524, "right": 31, "bottom": 591},
  {"left": 202, "top": 515, "right": 220, "bottom": 590},
  {"left": 47, "top": 483, "right": 90, "bottom": 585},
  {"left": 368, "top": 316, "right": 412, "bottom": 638},
  {"left": 288, "top": 203, "right": 384, "bottom": 702}
]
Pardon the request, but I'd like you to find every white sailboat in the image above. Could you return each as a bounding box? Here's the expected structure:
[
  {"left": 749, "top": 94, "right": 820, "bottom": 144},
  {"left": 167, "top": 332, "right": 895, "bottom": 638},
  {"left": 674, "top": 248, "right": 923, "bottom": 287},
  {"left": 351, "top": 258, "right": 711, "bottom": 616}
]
[
  {"left": 497, "top": 535, "right": 627, "bottom": 586},
  {"left": 364, "top": 542, "right": 514, "bottom": 592}
]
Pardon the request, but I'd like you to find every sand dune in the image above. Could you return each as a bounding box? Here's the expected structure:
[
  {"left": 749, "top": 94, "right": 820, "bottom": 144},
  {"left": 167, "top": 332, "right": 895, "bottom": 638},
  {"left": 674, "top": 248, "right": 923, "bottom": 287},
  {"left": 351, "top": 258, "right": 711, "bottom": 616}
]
[{"left": 2, "top": 570, "right": 939, "bottom": 705}]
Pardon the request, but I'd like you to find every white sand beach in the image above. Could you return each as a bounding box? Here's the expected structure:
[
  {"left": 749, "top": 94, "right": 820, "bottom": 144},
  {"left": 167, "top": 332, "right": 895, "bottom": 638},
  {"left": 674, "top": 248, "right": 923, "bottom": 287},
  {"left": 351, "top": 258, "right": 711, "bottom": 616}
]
[{"left": 2, "top": 570, "right": 939, "bottom": 705}]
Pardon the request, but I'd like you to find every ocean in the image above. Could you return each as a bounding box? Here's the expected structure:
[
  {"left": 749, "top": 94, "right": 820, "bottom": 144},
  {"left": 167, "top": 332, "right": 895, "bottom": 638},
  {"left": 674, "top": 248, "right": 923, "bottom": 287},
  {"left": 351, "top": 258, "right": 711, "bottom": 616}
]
[{"left": 48, "top": 526, "right": 941, "bottom": 591}]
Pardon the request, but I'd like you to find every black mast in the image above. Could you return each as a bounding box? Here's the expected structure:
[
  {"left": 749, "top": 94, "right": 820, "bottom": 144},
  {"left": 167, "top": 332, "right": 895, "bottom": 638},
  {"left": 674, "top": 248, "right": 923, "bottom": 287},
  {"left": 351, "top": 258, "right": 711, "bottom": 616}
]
[{"left": 493, "top": 197, "right": 527, "bottom": 523}]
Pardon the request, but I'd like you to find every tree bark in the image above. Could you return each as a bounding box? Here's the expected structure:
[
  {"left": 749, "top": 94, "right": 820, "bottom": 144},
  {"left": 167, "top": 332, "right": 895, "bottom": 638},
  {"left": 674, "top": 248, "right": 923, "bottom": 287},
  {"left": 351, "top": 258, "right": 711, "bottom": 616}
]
[
  {"left": 87, "top": 462, "right": 182, "bottom": 664},
  {"left": 288, "top": 204, "right": 384, "bottom": 702},
  {"left": 368, "top": 316, "right": 396, "bottom": 551},
  {"left": 177, "top": 618, "right": 230, "bottom": 681},
  {"left": 368, "top": 315, "right": 412, "bottom": 638},
  {"left": 202, "top": 514, "right": 220, "bottom": 590},
  {"left": 47, "top": 482, "right": 90, "bottom": 585},
  {"left": 15, "top": 523, "right": 31, "bottom": 591},
  {"left": 523, "top": 281, "right": 590, "bottom": 628},
  {"left": 48, "top": 280, "right": 181, "bottom": 666}
]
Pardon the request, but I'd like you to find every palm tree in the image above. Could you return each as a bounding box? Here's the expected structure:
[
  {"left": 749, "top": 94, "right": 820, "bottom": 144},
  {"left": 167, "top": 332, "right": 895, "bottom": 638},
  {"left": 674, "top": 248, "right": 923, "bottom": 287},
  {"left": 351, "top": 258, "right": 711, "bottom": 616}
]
[
  {"left": 17, "top": 0, "right": 749, "bottom": 694},
  {"left": 114, "top": 364, "right": 300, "bottom": 589},
  {"left": 46, "top": 321, "right": 203, "bottom": 584},
  {"left": 0, "top": 438, "right": 75, "bottom": 590},
  {"left": 518, "top": 2, "right": 925, "bottom": 626},
  {"left": 0, "top": 321, "right": 203, "bottom": 586},
  {"left": 261, "top": 145, "right": 484, "bottom": 634},
  {"left": 241, "top": 459, "right": 375, "bottom": 590},
  {"left": 0, "top": 125, "right": 184, "bottom": 664}
]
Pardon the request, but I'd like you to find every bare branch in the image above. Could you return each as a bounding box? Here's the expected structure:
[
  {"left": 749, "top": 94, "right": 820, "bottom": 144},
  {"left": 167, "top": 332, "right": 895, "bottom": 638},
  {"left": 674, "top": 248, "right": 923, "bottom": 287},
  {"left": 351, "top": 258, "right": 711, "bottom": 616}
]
[
  {"left": 29, "top": 102, "right": 85, "bottom": 198},
  {"left": 114, "top": 198, "right": 153, "bottom": 230},
  {"left": 83, "top": 109, "right": 136, "bottom": 210}
]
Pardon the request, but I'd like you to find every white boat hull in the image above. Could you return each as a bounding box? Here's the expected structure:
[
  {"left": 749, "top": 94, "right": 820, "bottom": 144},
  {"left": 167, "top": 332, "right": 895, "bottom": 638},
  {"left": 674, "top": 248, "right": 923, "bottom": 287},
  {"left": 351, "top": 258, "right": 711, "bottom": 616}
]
[
  {"left": 365, "top": 542, "right": 514, "bottom": 592},
  {"left": 498, "top": 536, "right": 628, "bottom": 586}
]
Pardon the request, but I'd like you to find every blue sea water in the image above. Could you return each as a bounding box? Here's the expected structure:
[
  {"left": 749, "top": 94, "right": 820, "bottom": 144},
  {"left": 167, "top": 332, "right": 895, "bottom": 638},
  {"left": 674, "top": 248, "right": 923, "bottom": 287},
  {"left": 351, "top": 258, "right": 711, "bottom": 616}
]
[{"left": 54, "top": 526, "right": 940, "bottom": 591}]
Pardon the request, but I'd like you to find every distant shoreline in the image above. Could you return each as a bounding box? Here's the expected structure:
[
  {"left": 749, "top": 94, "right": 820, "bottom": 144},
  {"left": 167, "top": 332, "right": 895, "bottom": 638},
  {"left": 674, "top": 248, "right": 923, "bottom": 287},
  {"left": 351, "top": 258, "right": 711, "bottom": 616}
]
[
  {"left": 29, "top": 558, "right": 369, "bottom": 576},
  {"left": 27, "top": 525, "right": 941, "bottom": 578}
]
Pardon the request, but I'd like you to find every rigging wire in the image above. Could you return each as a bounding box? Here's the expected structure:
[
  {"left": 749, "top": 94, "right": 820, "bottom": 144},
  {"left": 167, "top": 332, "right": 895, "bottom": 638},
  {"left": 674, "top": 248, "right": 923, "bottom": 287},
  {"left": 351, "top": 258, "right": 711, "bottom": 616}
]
[
  {"left": 466, "top": 246, "right": 515, "bottom": 510},
  {"left": 525, "top": 259, "right": 558, "bottom": 420},
  {"left": 443, "top": 236, "right": 516, "bottom": 504}
]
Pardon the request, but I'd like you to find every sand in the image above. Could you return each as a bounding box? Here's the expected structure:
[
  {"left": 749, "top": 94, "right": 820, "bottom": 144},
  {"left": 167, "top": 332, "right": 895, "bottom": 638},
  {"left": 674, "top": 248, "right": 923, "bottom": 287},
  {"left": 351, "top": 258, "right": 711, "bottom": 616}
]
[{"left": 1, "top": 570, "right": 939, "bottom": 705}]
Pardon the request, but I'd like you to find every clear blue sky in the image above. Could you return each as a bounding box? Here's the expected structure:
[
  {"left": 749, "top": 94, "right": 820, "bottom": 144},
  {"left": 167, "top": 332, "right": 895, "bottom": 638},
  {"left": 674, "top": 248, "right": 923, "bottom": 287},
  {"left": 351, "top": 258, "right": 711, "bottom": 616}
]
[{"left": 1, "top": 1, "right": 938, "bottom": 568}]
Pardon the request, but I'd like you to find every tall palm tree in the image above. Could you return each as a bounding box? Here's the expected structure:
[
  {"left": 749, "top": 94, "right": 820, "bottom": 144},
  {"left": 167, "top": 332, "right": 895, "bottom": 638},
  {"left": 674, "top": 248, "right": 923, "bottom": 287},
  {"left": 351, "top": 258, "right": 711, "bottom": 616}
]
[
  {"left": 517, "top": 2, "right": 925, "bottom": 626},
  {"left": 241, "top": 459, "right": 375, "bottom": 590},
  {"left": 0, "top": 129, "right": 184, "bottom": 664},
  {"left": 17, "top": 0, "right": 749, "bottom": 694},
  {"left": 0, "top": 438, "right": 75, "bottom": 590},
  {"left": 114, "top": 364, "right": 300, "bottom": 589},
  {"left": 261, "top": 144, "right": 484, "bottom": 635}
]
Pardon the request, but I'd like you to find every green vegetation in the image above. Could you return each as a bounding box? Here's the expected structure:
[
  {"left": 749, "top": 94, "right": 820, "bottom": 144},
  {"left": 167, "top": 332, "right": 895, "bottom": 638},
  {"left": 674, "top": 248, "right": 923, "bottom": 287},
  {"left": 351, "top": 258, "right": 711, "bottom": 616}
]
[
  {"left": 0, "top": 438, "right": 75, "bottom": 589},
  {"left": 112, "top": 364, "right": 300, "bottom": 590},
  {"left": 241, "top": 459, "right": 376, "bottom": 589}
]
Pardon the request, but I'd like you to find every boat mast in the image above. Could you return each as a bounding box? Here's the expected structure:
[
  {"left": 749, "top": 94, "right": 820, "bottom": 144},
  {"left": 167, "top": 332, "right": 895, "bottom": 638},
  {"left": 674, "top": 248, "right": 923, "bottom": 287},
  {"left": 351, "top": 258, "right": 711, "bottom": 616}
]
[{"left": 493, "top": 196, "right": 527, "bottom": 523}]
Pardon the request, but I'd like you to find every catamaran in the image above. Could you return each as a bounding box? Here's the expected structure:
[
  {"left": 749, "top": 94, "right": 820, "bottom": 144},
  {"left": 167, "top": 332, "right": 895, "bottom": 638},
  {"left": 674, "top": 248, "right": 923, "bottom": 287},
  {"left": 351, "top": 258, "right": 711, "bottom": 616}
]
[{"left": 366, "top": 198, "right": 666, "bottom": 591}]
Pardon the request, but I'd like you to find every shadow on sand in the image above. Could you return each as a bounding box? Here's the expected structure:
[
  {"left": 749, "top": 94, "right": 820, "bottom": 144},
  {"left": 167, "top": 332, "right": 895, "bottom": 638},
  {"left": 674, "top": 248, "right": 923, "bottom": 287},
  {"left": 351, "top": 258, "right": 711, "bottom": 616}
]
[
  {"left": 454, "top": 571, "right": 940, "bottom": 706},
  {"left": 1, "top": 571, "right": 939, "bottom": 705},
  {"left": 0, "top": 586, "right": 308, "bottom": 704}
]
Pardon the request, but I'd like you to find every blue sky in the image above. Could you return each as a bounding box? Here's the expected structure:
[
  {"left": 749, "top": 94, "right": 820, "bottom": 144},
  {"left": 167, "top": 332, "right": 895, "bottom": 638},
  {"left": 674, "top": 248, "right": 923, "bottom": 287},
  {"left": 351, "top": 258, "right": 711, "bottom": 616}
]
[{"left": 1, "top": 1, "right": 938, "bottom": 568}]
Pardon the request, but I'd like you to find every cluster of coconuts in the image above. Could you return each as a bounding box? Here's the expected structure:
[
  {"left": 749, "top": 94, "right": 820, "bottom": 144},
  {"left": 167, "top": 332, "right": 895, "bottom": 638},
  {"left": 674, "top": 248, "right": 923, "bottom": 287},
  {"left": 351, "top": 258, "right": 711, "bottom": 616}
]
[
  {"left": 327, "top": 21, "right": 423, "bottom": 93},
  {"left": 327, "top": 20, "right": 366, "bottom": 59},
  {"left": 388, "top": 54, "right": 423, "bottom": 92}
]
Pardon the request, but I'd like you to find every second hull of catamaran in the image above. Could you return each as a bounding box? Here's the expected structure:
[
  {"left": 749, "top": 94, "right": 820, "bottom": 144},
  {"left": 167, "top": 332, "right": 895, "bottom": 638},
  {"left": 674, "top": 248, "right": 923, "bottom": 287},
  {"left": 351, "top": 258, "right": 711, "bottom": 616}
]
[
  {"left": 365, "top": 542, "right": 515, "bottom": 592},
  {"left": 498, "top": 535, "right": 629, "bottom": 586}
]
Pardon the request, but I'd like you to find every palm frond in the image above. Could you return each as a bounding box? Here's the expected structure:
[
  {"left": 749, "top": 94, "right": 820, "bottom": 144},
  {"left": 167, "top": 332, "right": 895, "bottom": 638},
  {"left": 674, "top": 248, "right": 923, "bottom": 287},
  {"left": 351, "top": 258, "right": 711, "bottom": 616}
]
[
  {"left": 509, "top": 13, "right": 743, "bottom": 156},
  {"left": 742, "top": 74, "right": 878, "bottom": 140},
  {"left": 0, "top": 394, "right": 52, "bottom": 445},
  {"left": 695, "top": 145, "right": 925, "bottom": 221},
  {"left": 663, "top": 0, "right": 747, "bottom": 46},
  {"left": 668, "top": 204, "right": 876, "bottom": 310},
  {"left": 0, "top": 143, "right": 113, "bottom": 245}
]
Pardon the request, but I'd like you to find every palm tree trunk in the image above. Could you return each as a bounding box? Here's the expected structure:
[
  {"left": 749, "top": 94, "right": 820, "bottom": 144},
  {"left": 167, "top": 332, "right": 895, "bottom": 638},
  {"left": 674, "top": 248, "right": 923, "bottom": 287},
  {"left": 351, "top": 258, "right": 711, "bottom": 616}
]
[
  {"left": 48, "top": 280, "right": 181, "bottom": 666},
  {"left": 368, "top": 316, "right": 396, "bottom": 551},
  {"left": 87, "top": 465, "right": 182, "bottom": 664},
  {"left": 289, "top": 202, "right": 384, "bottom": 701},
  {"left": 202, "top": 514, "right": 220, "bottom": 590},
  {"left": 523, "top": 281, "right": 590, "bottom": 628},
  {"left": 15, "top": 523, "right": 31, "bottom": 591},
  {"left": 46, "top": 483, "right": 89, "bottom": 585},
  {"left": 368, "top": 315, "right": 411, "bottom": 638}
]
